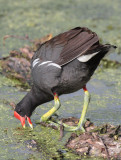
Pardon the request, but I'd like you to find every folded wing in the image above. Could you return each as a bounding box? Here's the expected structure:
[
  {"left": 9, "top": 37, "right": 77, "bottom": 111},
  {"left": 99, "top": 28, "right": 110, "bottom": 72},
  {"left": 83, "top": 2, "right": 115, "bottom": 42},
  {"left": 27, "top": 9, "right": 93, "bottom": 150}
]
[{"left": 34, "top": 27, "right": 99, "bottom": 66}]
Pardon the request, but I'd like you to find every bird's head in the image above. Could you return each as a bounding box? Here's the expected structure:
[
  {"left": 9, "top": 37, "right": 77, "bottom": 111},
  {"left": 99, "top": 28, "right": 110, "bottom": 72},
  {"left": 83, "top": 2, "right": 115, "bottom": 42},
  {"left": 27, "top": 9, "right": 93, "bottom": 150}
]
[
  {"left": 14, "top": 87, "right": 52, "bottom": 130},
  {"left": 14, "top": 103, "right": 33, "bottom": 129}
]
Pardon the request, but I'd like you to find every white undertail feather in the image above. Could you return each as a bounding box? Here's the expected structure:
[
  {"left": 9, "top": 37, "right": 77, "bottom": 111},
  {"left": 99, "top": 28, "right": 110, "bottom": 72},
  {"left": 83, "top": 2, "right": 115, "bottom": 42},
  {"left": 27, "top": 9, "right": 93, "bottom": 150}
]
[
  {"left": 77, "top": 45, "right": 116, "bottom": 62},
  {"left": 77, "top": 51, "right": 99, "bottom": 62}
]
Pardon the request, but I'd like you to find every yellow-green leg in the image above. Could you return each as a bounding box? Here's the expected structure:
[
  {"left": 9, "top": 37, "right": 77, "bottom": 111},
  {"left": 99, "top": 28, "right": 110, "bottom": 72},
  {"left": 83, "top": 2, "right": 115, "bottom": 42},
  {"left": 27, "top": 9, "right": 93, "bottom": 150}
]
[
  {"left": 53, "top": 86, "right": 90, "bottom": 132},
  {"left": 40, "top": 86, "right": 90, "bottom": 132},
  {"left": 40, "top": 93, "right": 61, "bottom": 122}
]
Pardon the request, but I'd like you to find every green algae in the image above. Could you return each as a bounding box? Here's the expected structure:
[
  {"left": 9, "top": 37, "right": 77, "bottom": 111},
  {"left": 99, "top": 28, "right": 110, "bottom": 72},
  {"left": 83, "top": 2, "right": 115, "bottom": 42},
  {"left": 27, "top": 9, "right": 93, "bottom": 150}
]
[
  {"left": 0, "top": 0, "right": 121, "bottom": 56},
  {"left": 0, "top": 70, "right": 120, "bottom": 160},
  {"left": 0, "top": 0, "right": 121, "bottom": 159},
  {"left": 0, "top": 68, "right": 120, "bottom": 159},
  {"left": 0, "top": 74, "right": 23, "bottom": 88}
]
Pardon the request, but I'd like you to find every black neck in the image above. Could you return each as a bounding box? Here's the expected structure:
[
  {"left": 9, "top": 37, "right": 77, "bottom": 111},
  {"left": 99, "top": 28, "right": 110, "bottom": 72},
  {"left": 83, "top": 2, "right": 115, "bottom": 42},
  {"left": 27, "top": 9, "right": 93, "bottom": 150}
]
[{"left": 16, "top": 86, "right": 53, "bottom": 117}]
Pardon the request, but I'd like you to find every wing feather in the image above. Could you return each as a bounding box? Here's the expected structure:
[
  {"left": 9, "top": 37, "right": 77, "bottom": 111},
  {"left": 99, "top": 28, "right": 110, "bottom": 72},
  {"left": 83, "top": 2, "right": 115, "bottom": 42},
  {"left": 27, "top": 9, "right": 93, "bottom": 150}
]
[{"left": 34, "top": 27, "right": 99, "bottom": 66}]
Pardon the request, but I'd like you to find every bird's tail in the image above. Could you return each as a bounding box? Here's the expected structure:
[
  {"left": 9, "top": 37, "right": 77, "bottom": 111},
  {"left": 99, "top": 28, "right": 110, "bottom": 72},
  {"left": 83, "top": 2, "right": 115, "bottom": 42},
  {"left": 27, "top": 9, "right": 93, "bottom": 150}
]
[{"left": 104, "top": 44, "right": 117, "bottom": 55}]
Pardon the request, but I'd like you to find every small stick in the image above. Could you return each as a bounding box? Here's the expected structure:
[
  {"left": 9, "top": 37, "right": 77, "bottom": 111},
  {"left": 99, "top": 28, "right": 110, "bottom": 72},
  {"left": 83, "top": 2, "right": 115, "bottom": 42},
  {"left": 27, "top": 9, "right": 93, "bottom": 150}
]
[
  {"left": 98, "top": 136, "right": 110, "bottom": 160},
  {"left": 3, "top": 35, "right": 34, "bottom": 46},
  {"left": 59, "top": 120, "right": 64, "bottom": 141}
]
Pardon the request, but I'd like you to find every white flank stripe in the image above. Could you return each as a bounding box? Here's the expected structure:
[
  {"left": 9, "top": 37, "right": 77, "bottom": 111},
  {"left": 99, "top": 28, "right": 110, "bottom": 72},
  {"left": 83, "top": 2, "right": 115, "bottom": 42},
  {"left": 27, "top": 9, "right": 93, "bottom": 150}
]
[
  {"left": 77, "top": 51, "right": 99, "bottom": 62},
  {"left": 38, "top": 61, "right": 52, "bottom": 66},
  {"left": 47, "top": 63, "right": 61, "bottom": 69},
  {"left": 32, "top": 58, "right": 40, "bottom": 67}
]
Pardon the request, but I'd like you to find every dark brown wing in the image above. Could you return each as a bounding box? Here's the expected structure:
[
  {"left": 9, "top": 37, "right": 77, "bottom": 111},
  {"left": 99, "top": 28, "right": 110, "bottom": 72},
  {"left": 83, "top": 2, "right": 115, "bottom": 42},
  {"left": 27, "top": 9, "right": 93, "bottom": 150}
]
[
  {"left": 35, "top": 27, "right": 99, "bottom": 66},
  {"left": 56, "top": 27, "right": 99, "bottom": 65}
]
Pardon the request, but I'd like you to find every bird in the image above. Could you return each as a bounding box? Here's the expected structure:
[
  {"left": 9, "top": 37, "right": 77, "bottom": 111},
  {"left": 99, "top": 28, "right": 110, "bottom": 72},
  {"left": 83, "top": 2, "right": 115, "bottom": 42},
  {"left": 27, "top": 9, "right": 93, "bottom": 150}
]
[{"left": 14, "top": 27, "right": 116, "bottom": 131}]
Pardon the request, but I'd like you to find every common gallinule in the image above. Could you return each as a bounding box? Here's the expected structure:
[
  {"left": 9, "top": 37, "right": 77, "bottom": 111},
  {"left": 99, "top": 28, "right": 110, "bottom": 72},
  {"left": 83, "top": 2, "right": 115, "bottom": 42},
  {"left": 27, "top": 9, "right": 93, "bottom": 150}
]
[{"left": 14, "top": 27, "right": 116, "bottom": 131}]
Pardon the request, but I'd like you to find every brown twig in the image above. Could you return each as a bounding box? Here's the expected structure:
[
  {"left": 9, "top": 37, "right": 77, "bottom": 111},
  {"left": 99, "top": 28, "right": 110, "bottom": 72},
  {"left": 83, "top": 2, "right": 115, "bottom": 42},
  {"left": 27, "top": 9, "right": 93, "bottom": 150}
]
[
  {"left": 59, "top": 120, "right": 64, "bottom": 141},
  {"left": 3, "top": 35, "right": 34, "bottom": 46},
  {"left": 98, "top": 136, "right": 110, "bottom": 160}
]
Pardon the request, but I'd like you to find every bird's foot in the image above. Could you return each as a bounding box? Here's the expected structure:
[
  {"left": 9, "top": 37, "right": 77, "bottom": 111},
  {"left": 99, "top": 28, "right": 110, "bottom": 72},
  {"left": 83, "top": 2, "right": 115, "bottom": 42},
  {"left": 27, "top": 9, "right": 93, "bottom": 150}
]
[
  {"left": 41, "top": 118, "right": 85, "bottom": 132},
  {"left": 54, "top": 120, "right": 85, "bottom": 132}
]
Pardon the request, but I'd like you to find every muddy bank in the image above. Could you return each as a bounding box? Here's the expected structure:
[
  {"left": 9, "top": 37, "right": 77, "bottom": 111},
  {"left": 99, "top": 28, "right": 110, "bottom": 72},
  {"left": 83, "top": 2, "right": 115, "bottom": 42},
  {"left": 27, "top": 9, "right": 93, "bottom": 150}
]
[
  {"left": 40, "top": 118, "right": 121, "bottom": 159},
  {"left": 0, "top": 34, "right": 52, "bottom": 88},
  {"left": 66, "top": 121, "right": 121, "bottom": 159}
]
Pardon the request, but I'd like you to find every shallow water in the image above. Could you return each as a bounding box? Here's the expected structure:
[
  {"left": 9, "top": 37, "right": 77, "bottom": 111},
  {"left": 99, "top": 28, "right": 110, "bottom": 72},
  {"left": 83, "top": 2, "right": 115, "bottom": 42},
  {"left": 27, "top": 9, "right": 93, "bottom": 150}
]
[{"left": 0, "top": 0, "right": 121, "bottom": 159}]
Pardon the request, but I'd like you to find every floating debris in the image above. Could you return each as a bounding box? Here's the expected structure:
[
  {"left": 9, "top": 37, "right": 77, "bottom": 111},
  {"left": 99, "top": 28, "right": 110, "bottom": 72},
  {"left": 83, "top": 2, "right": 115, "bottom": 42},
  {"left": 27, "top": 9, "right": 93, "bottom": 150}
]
[
  {"left": 40, "top": 117, "right": 121, "bottom": 159},
  {"left": 65, "top": 119, "right": 121, "bottom": 159},
  {"left": 0, "top": 34, "right": 52, "bottom": 88}
]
